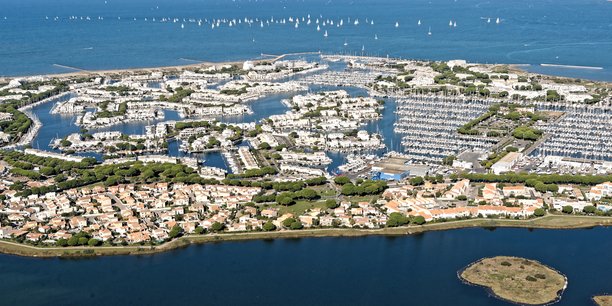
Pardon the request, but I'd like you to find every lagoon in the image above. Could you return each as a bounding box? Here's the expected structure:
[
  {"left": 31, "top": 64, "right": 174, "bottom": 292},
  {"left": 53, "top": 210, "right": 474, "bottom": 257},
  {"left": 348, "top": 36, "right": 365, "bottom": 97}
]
[{"left": 0, "top": 227, "right": 610, "bottom": 305}]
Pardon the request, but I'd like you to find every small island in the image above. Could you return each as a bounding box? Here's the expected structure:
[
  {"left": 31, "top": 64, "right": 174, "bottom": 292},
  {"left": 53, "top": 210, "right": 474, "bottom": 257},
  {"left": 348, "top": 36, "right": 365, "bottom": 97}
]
[
  {"left": 593, "top": 296, "right": 612, "bottom": 306},
  {"left": 459, "top": 256, "right": 567, "bottom": 305}
]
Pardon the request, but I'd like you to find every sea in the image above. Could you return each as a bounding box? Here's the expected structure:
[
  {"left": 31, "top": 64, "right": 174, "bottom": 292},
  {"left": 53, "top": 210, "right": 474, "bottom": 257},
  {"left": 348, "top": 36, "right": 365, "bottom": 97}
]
[
  {"left": 1, "top": 0, "right": 611, "bottom": 80},
  {"left": 1, "top": 0, "right": 611, "bottom": 305}
]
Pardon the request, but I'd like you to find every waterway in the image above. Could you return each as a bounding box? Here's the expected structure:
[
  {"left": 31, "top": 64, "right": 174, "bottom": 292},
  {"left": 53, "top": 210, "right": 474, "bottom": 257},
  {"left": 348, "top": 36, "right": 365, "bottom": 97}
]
[
  {"left": 0, "top": 227, "right": 610, "bottom": 305},
  {"left": 26, "top": 64, "right": 398, "bottom": 173}
]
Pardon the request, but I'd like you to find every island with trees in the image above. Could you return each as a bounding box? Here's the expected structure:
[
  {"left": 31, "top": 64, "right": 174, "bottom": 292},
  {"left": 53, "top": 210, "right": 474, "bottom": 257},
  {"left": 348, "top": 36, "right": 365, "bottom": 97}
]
[{"left": 459, "top": 256, "right": 567, "bottom": 305}]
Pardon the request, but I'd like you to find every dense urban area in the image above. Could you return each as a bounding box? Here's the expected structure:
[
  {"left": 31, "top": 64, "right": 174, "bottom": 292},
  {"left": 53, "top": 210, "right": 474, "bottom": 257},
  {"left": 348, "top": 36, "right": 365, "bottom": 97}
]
[{"left": 0, "top": 54, "right": 611, "bottom": 249}]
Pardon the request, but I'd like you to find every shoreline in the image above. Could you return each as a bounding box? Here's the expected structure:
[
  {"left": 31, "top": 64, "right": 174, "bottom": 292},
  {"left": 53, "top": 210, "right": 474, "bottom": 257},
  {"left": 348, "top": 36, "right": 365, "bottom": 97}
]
[
  {"left": 0, "top": 52, "right": 321, "bottom": 81},
  {"left": 1, "top": 215, "right": 610, "bottom": 258},
  {"left": 2, "top": 53, "right": 607, "bottom": 84}
]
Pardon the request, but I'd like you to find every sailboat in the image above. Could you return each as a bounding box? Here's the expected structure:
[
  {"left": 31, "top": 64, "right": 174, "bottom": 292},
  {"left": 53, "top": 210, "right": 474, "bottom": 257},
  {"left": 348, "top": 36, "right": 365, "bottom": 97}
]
[
  {"left": 453, "top": 21, "right": 457, "bottom": 27},
  {"left": 317, "top": 24, "right": 320, "bottom": 31},
  {"left": 395, "top": 21, "right": 399, "bottom": 28},
  {"left": 374, "top": 34, "right": 378, "bottom": 40},
  {"left": 418, "top": 19, "right": 421, "bottom": 26},
  {"left": 343, "top": 39, "right": 348, "bottom": 46},
  {"left": 496, "top": 17, "right": 500, "bottom": 24},
  {"left": 324, "top": 30, "right": 328, "bottom": 37},
  {"left": 371, "top": 20, "right": 374, "bottom": 25},
  {"left": 181, "top": 23, "right": 185, "bottom": 29},
  {"left": 449, "top": 20, "right": 453, "bottom": 26},
  {"left": 487, "top": 17, "right": 491, "bottom": 23},
  {"left": 428, "top": 26, "right": 432, "bottom": 35}
]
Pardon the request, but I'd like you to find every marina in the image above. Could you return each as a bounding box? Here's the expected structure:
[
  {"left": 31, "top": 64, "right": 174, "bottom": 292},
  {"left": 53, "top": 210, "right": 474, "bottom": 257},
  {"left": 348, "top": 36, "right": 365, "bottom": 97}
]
[{"left": 0, "top": 0, "right": 612, "bottom": 304}]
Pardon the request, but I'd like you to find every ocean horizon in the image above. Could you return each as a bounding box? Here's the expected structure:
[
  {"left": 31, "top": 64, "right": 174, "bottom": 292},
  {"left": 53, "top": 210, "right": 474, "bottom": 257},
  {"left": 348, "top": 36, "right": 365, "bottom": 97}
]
[{"left": 1, "top": 0, "right": 611, "bottom": 81}]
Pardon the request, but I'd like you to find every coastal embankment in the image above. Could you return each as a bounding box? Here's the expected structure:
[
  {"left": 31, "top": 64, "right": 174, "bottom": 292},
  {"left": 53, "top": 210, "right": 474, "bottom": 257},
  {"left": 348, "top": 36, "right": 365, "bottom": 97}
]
[{"left": 1, "top": 215, "right": 610, "bottom": 258}]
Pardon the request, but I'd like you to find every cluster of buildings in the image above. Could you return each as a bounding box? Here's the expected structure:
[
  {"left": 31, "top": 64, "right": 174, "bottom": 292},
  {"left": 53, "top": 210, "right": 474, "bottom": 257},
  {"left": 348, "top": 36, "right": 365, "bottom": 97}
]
[
  {"left": 384, "top": 180, "right": 537, "bottom": 222},
  {"left": 0, "top": 183, "right": 262, "bottom": 243},
  {"left": 243, "top": 60, "right": 326, "bottom": 81}
]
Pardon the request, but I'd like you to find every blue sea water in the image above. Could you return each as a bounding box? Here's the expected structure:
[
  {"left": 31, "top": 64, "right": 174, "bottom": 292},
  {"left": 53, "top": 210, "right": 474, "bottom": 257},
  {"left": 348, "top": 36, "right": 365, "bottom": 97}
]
[
  {"left": 1, "top": 0, "right": 611, "bottom": 80},
  {"left": 0, "top": 227, "right": 610, "bottom": 306}
]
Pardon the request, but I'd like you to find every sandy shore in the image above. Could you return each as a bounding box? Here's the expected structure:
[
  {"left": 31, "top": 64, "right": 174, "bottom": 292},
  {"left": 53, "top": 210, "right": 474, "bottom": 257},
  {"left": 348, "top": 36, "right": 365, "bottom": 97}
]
[{"left": 0, "top": 51, "right": 323, "bottom": 81}]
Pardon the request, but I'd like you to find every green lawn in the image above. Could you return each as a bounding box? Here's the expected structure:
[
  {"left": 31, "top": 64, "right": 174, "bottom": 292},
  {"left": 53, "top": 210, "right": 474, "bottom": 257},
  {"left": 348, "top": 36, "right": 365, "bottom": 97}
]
[
  {"left": 270, "top": 200, "right": 329, "bottom": 216},
  {"left": 344, "top": 195, "right": 380, "bottom": 204},
  {"left": 314, "top": 187, "right": 337, "bottom": 197}
]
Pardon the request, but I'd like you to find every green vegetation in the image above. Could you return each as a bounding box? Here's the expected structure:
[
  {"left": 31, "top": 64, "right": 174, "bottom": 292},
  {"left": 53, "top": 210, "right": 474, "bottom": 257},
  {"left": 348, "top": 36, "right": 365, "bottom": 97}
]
[
  {"left": 226, "top": 166, "right": 277, "bottom": 179},
  {"left": 386, "top": 212, "right": 426, "bottom": 227},
  {"left": 104, "top": 85, "right": 132, "bottom": 96},
  {"left": 462, "top": 172, "right": 612, "bottom": 186},
  {"left": 262, "top": 221, "right": 277, "bottom": 231},
  {"left": 340, "top": 180, "right": 387, "bottom": 196},
  {"left": 458, "top": 105, "right": 498, "bottom": 135},
  {"left": 95, "top": 101, "right": 128, "bottom": 118},
  {"left": 334, "top": 176, "right": 351, "bottom": 185},
  {"left": 220, "top": 86, "right": 247, "bottom": 95},
  {"left": 168, "top": 225, "right": 183, "bottom": 238},
  {"left": 159, "top": 87, "right": 194, "bottom": 102},
  {"left": 513, "top": 126, "right": 542, "bottom": 141},
  {"left": 409, "top": 176, "right": 424, "bottom": 186},
  {"left": 275, "top": 188, "right": 320, "bottom": 206},
  {"left": 2, "top": 150, "right": 218, "bottom": 196},
  {"left": 0, "top": 81, "right": 69, "bottom": 143}
]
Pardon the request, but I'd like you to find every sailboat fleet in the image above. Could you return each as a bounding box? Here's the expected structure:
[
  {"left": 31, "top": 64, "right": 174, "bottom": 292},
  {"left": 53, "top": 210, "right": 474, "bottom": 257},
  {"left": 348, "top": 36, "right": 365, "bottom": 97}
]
[{"left": 39, "top": 14, "right": 507, "bottom": 41}]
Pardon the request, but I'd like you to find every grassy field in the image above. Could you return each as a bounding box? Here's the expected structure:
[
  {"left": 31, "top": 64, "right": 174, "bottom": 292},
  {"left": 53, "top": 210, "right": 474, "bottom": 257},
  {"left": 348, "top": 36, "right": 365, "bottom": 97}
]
[
  {"left": 343, "top": 195, "right": 379, "bottom": 203},
  {"left": 275, "top": 200, "right": 328, "bottom": 215},
  {"left": 0, "top": 215, "right": 610, "bottom": 258},
  {"left": 460, "top": 256, "right": 567, "bottom": 305}
]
